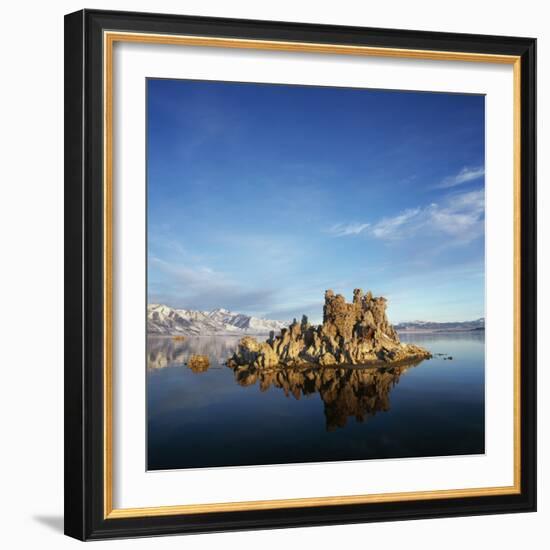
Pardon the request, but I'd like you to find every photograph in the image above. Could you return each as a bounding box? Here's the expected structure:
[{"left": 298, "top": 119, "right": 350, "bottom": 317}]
[
  {"left": 59, "top": 5, "right": 537, "bottom": 542},
  {"left": 146, "top": 78, "right": 486, "bottom": 470}
]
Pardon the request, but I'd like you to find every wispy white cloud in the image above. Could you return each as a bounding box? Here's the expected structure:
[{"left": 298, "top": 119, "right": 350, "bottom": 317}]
[
  {"left": 371, "top": 208, "right": 421, "bottom": 239},
  {"left": 327, "top": 222, "right": 370, "bottom": 237},
  {"left": 371, "top": 189, "right": 484, "bottom": 244},
  {"left": 326, "top": 189, "right": 484, "bottom": 246},
  {"left": 435, "top": 166, "right": 485, "bottom": 189}
]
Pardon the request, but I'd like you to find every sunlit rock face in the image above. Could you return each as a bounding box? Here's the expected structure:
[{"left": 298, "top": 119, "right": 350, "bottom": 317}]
[
  {"left": 228, "top": 289, "right": 431, "bottom": 368},
  {"left": 232, "top": 363, "right": 417, "bottom": 431}
]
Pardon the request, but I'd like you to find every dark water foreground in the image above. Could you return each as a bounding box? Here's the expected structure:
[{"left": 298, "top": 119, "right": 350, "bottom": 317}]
[{"left": 147, "top": 332, "right": 485, "bottom": 470}]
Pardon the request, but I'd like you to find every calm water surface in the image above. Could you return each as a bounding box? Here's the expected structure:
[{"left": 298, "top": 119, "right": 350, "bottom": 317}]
[{"left": 147, "top": 332, "right": 485, "bottom": 470}]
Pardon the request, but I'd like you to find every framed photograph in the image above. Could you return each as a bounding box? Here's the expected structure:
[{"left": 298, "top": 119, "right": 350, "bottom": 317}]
[{"left": 64, "top": 9, "right": 536, "bottom": 540}]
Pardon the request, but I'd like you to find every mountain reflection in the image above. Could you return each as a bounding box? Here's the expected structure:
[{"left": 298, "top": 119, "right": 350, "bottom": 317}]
[
  {"left": 147, "top": 335, "right": 242, "bottom": 370},
  {"left": 232, "top": 363, "right": 420, "bottom": 431}
]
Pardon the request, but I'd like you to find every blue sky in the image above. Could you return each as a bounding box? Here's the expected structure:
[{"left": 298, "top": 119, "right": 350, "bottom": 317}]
[{"left": 147, "top": 79, "right": 485, "bottom": 323}]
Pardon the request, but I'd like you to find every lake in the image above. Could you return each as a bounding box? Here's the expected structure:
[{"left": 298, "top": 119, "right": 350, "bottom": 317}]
[{"left": 147, "top": 332, "right": 485, "bottom": 470}]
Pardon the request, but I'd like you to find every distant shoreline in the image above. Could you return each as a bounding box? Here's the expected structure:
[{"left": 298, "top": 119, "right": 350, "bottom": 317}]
[
  {"left": 148, "top": 328, "right": 485, "bottom": 337},
  {"left": 147, "top": 332, "right": 270, "bottom": 338},
  {"left": 396, "top": 328, "right": 485, "bottom": 334}
]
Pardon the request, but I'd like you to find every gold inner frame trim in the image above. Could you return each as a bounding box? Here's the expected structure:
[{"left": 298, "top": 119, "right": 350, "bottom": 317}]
[{"left": 103, "top": 30, "right": 522, "bottom": 520}]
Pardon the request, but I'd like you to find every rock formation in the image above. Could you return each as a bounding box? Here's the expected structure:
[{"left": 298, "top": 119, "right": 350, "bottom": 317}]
[
  {"left": 228, "top": 289, "right": 431, "bottom": 368},
  {"left": 232, "top": 362, "right": 417, "bottom": 431},
  {"left": 187, "top": 354, "right": 210, "bottom": 373}
]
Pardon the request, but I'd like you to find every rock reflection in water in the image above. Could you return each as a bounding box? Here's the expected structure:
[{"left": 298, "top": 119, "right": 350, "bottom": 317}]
[
  {"left": 148, "top": 335, "right": 425, "bottom": 431},
  {"left": 232, "top": 363, "right": 421, "bottom": 431}
]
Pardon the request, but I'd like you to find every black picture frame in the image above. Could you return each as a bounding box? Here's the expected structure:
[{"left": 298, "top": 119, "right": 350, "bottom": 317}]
[{"left": 64, "top": 8, "right": 537, "bottom": 541}]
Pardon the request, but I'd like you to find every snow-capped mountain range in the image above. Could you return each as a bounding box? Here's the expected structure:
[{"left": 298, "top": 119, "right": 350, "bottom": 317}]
[
  {"left": 393, "top": 318, "right": 485, "bottom": 332},
  {"left": 147, "top": 304, "right": 288, "bottom": 336},
  {"left": 148, "top": 303, "right": 484, "bottom": 336}
]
